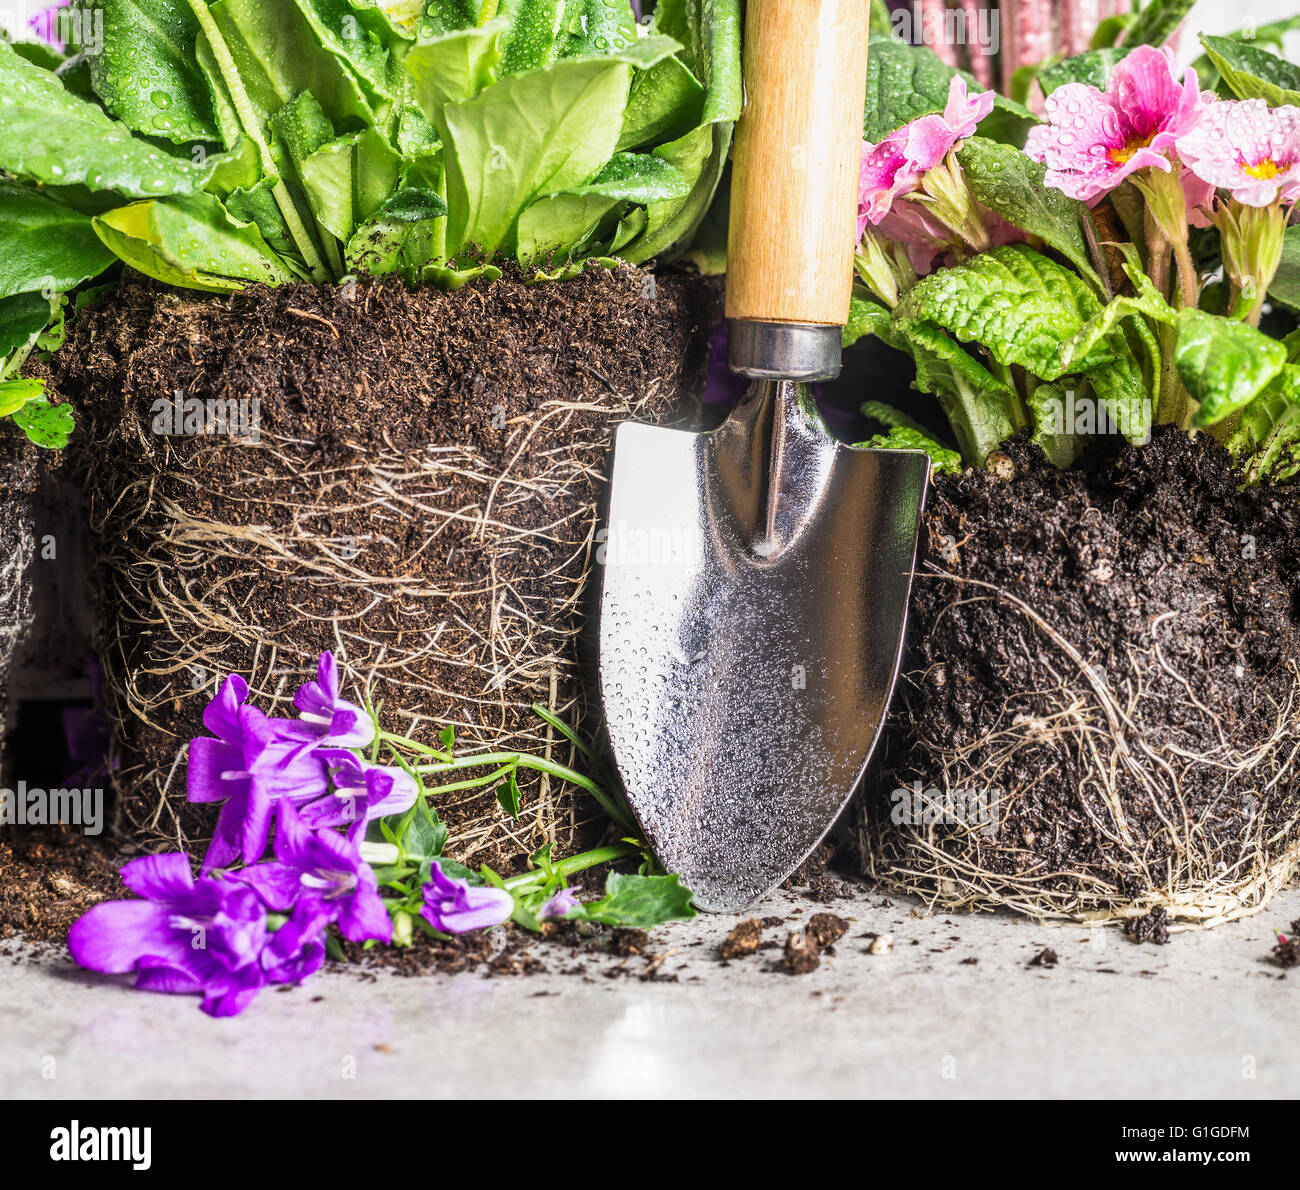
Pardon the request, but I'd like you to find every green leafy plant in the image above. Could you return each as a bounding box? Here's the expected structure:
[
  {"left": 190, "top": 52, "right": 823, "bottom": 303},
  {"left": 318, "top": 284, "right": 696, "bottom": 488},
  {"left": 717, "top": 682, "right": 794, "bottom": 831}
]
[{"left": 0, "top": 1, "right": 740, "bottom": 444}]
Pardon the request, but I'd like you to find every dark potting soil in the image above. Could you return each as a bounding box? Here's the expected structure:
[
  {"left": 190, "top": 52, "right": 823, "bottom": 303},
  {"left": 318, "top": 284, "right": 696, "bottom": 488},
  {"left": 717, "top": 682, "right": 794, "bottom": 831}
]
[
  {"left": 0, "top": 828, "right": 121, "bottom": 946},
  {"left": 861, "top": 426, "right": 1300, "bottom": 919},
  {"left": 47, "top": 265, "right": 716, "bottom": 871}
]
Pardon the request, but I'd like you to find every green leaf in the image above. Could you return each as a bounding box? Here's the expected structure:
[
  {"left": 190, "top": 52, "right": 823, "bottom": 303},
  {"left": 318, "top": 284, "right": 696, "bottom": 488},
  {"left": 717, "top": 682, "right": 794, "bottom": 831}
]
[
  {"left": 436, "top": 47, "right": 677, "bottom": 258},
  {"left": 846, "top": 292, "right": 1021, "bottom": 466},
  {"left": 1027, "top": 381, "right": 1081, "bottom": 469},
  {"left": 0, "top": 292, "right": 57, "bottom": 363},
  {"left": 516, "top": 193, "right": 622, "bottom": 267},
  {"left": 956, "top": 137, "right": 1097, "bottom": 287},
  {"left": 11, "top": 393, "right": 73, "bottom": 449},
  {"left": 1200, "top": 35, "right": 1300, "bottom": 107},
  {"left": 863, "top": 35, "right": 1034, "bottom": 145},
  {"left": 575, "top": 872, "right": 697, "bottom": 927},
  {"left": 1267, "top": 224, "right": 1300, "bottom": 309},
  {"left": 405, "top": 18, "right": 506, "bottom": 115},
  {"left": 861, "top": 425, "right": 962, "bottom": 476},
  {"left": 1037, "top": 48, "right": 1128, "bottom": 97},
  {"left": 495, "top": 766, "right": 522, "bottom": 820},
  {"left": 93, "top": 192, "right": 297, "bottom": 293},
  {"left": 0, "top": 40, "right": 206, "bottom": 197},
  {"left": 399, "top": 801, "right": 447, "bottom": 863},
  {"left": 208, "top": 0, "right": 378, "bottom": 128},
  {"left": 0, "top": 181, "right": 117, "bottom": 300},
  {"left": 0, "top": 379, "right": 46, "bottom": 419},
  {"left": 575, "top": 153, "right": 690, "bottom": 204},
  {"left": 1228, "top": 366, "right": 1300, "bottom": 486},
  {"left": 1122, "top": 0, "right": 1195, "bottom": 49},
  {"left": 297, "top": 129, "right": 402, "bottom": 242},
  {"left": 1175, "top": 308, "right": 1288, "bottom": 428},
  {"left": 618, "top": 53, "right": 705, "bottom": 150},
  {"left": 89, "top": 0, "right": 220, "bottom": 143},
  {"left": 621, "top": 0, "right": 740, "bottom": 263},
  {"left": 856, "top": 406, "right": 962, "bottom": 476},
  {"left": 378, "top": 187, "right": 448, "bottom": 221},
  {"left": 894, "top": 246, "right": 1111, "bottom": 382}
]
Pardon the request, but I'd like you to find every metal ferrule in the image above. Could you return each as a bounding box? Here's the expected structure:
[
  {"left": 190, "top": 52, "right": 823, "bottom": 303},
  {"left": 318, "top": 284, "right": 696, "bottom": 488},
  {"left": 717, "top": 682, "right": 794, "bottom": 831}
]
[{"left": 727, "top": 319, "right": 843, "bottom": 382}]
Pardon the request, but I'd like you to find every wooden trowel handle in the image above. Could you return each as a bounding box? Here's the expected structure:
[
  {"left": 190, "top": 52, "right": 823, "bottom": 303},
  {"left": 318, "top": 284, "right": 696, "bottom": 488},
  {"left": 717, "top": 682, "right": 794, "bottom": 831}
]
[{"left": 725, "top": 0, "right": 870, "bottom": 380}]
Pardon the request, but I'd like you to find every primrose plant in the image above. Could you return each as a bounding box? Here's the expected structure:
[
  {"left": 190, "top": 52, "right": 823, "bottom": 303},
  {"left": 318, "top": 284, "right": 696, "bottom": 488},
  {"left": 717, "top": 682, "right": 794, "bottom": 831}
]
[
  {"left": 847, "top": 15, "right": 1300, "bottom": 487},
  {"left": 0, "top": 0, "right": 741, "bottom": 445},
  {"left": 68, "top": 651, "right": 694, "bottom": 1017}
]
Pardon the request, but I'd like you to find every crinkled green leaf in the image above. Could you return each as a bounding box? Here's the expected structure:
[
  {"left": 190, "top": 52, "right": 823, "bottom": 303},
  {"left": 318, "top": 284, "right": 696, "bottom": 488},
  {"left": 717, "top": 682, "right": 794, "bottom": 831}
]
[
  {"left": 1175, "top": 307, "right": 1288, "bottom": 427},
  {"left": 1228, "top": 365, "right": 1300, "bottom": 486},
  {"left": 89, "top": 0, "right": 219, "bottom": 143},
  {"left": 0, "top": 182, "right": 116, "bottom": 300},
  {"left": 894, "top": 246, "right": 1111, "bottom": 381},
  {"left": 11, "top": 392, "right": 73, "bottom": 449},
  {"left": 956, "top": 137, "right": 1097, "bottom": 287},
  {"left": 1123, "top": 0, "right": 1194, "bottom": 49},
  {"left": 1038, "top": 48, "right": 1127, "bottom": 96},
  {"left": 574, "top": 872, "right": 697, "bottom": 927},
  {"left": 863, "top": 35, "right": 1034, "bottom": 145},
  {"left": 93, "top": 192, "right": 297, "bottom": 293},
  {"left": 0, "top": 39, "right": 206, "bottom": 197},
  {"left": 1200, "top": 34, "right": 1300, "bottom": 107},
  {"left": 846, "top": 291, "right": 1021, "bottom": 465},
  {"left": 857, "top": 403, "right": 962, "bottom": 476}
]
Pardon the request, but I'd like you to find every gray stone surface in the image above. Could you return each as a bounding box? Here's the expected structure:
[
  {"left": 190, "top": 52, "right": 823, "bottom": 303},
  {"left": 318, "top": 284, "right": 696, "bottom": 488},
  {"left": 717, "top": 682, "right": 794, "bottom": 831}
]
[{"left": 2, "top": 883, "right": 1297, "bottom": 1099}]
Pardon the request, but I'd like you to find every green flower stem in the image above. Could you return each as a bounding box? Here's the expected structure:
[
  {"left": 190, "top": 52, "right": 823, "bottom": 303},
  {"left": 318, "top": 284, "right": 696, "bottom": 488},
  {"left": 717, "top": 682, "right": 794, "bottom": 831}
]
[
  {"left": 503, "top": 842, "right": 639, "bottom": 891},
  {"left": 1135, "top": 167, "right": 1198, "bottom": 309},
  {"left": 380, "top": 731, "right": 452, "bottom": 762},
  {"left": 183, "top": 0, "right": 330, "bottom": 283},
  {"left": 416, "top": 752, "right": 635, "bottom": 833}
]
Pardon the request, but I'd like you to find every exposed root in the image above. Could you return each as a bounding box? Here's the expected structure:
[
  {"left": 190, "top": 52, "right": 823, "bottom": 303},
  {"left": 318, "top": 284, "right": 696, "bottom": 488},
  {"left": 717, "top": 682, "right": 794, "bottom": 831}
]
[
  {"left": 859, "top": 568, "right": 1300, "bottom": 929},
  {"left": 58, "top": 272, "right": 711, "bottom": 868}
]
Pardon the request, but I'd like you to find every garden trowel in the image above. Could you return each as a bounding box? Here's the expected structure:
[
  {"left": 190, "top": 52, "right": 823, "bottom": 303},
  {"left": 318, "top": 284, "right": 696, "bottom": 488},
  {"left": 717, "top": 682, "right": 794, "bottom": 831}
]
[{"left": 598, "top": 0, "right": 929, "bottom": 912}]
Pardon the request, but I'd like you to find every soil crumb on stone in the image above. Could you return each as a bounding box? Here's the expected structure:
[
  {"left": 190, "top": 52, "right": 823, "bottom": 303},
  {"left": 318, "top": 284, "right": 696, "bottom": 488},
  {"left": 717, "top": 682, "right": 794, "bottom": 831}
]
[
  {"left": 1029, "top": 947, "right": 1059, "bottom": 969},
  {"left": 783, "top": 929, "right": 820, "bottom": 974},
  {"left": 807, "top": 912, "right": 849, "bottom": 948},
  {"left": 1124, "top": 906, "right": 1171, "bottom": 945},
  {"left": 719, "top": 918, "right": 763, "bottom": 959}
]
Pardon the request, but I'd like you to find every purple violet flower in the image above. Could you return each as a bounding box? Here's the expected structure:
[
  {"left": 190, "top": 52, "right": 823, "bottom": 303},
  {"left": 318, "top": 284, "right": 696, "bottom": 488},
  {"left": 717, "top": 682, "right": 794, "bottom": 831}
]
[
  {"left": 67, "top": 854, "right": 269, "bottom": 1018},
  {"left": 420, "top": 861, "right": 515, "bottom": 934},
  {"left": 296, "top": 749, "right": 419, "bottom": 841},
  {"left": 284, "top": 652, "right": 375, "bottom": 751},
  {"left": 234, "top": 802, "right": 392, "bottom": 947},
  {"left": 539, "top": 886, "right": 582, "bottom": 921},
  {"left": 187, "top": 674, "right": 331, "bottom": 873}
]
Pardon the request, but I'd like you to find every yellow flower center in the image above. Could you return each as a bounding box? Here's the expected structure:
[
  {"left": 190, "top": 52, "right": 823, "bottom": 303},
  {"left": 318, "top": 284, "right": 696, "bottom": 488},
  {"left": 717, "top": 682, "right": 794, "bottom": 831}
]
[
  {"left": 1107, "top": 133, "right": 1157, "bottom": 165},
  {"left": 1243, "top": 156, "right": 1282, "bottom": 180}
]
